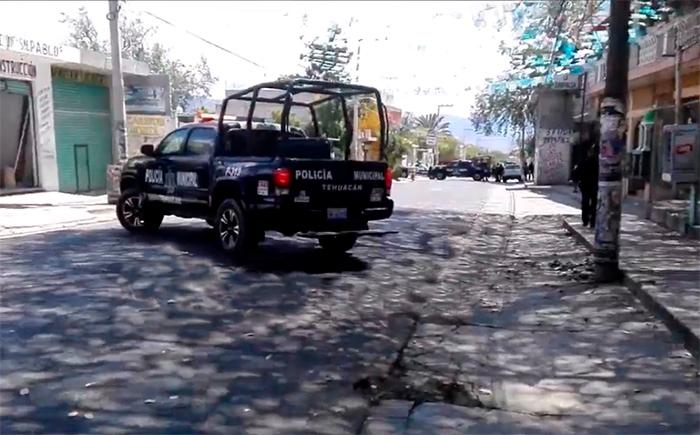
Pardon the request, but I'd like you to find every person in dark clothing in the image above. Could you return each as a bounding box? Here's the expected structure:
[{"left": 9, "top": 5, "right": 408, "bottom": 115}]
[
  {"left": 493, "top": 163, "right": 504, "bottom": 182},
  {"left": 576, "top": 146, "right": 599, "bottom": 228},
  {"left": 527, "top": 162, "right": 534, "bottom": 181}
]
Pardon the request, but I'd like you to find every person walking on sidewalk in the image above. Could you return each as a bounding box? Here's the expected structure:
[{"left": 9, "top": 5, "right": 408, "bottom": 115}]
[{"left": 576, "top": 145, "right": 599, "bottom": 228}]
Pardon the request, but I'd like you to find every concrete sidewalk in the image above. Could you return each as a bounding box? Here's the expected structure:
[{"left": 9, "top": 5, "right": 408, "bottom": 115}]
[
  {"left": 0, "top": 192, "right": 115, "bottom": 239},
  {"left": 564, "top": 214, "right": 700, "bottom": 359},
  {"left": 539, "top": 183, "right": 699, "bottom": 239}
]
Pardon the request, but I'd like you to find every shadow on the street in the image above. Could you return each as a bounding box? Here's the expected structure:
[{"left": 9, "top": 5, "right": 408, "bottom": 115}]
[
  {"left": 0, "top": 210, "right": 697, "bottom": 434},
  {"left": 0, "top": 208, "right": 463, "bottom": 433}
]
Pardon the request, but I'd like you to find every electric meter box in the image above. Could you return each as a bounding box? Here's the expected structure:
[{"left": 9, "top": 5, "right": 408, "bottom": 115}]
[{"left": 661, "top": 124, "right": 699, "bottom": 183}]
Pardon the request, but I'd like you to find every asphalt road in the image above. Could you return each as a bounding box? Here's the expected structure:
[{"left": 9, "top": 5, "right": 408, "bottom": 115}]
[{"left": 1, "top": 179, "right": 697, "bottom": 434}]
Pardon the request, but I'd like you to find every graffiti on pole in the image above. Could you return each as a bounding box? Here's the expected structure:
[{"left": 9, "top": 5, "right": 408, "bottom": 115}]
[{"left": 594, "top": 97, "right": 626, "bottom": 266}]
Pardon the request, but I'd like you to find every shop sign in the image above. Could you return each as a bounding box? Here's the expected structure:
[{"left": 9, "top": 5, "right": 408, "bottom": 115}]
[
  {"left": 0, "top": 58, "right": 36, "bottom": 78},
  {"left": 0, "top": 33, "right": 79, "bottom": 61},
  {"left": 552, "top": 73, "right": 579, "bottom": 90},
  {"left": 125, "top": 84, "right": 167, "bottom": 114},
  {"left": 51, "top": 66, "right": 107, "bottom": 86},
  {"left": 127, "top": 115, "right": 167, "bottom": 137}
]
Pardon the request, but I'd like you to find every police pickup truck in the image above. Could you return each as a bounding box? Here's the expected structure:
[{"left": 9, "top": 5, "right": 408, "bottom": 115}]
[{"left": 116, "top": 79, "right": 394, "bottom": 256}]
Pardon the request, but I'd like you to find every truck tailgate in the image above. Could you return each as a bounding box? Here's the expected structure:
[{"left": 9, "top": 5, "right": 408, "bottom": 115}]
[{"left": 285, "top": 159, "right": 388, "bottom": 208}]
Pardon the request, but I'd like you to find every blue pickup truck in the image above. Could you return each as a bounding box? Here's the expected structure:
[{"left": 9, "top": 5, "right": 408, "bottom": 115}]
[
  {"left": 427, "top": 160, "right": 491, "bottom": 181},
  {"left": 116, "top": 79, "right": 395, "bottom": 257}
]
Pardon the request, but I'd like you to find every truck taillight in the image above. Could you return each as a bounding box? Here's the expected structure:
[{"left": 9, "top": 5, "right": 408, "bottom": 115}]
[
  {"left": 385, "top": 167, "right": 392, "bottom": 195},
  {"left": 273, "top": 168, "right": 291, "bottom": 188}
]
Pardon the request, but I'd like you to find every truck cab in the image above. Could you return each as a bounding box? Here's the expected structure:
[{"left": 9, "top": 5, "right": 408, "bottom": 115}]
[{"left": 117, "top": 79, "right": 395, "bottom": 257}]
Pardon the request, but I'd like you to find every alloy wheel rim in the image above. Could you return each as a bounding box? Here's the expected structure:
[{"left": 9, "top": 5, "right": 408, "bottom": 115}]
[
  {"left": 219, "top": 209, "right": 240, "bottom": 249},
  {"left": 122, "top": 196, "right": 143, "bottom": 227}
]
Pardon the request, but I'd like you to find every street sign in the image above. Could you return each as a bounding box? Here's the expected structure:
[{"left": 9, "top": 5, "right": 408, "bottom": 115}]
[{"left": 426, "top": 132, "right": 437, "bottom": 147}]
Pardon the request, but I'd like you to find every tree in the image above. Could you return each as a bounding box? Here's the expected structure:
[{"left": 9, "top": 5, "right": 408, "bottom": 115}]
[
  {"left": 60, "top": 8, "right": 216, "bottom": 113},
  {"left": 437, "top": 136, "right": 459, "bottom": 162},
  {"left": 413, "top": 113, "right": 451, "bottom": 135},
  {"left": 60, "top": 7, "right": 106, "bottom": 52},
  {"left": 277, "top": 24, "right": 355, "bottom": 156},
  {"left": 300, "top": 24, "right": 352, "bottom": 83},
  {"left": 470, "top": 82, "right": 535, "bottom": 137}
]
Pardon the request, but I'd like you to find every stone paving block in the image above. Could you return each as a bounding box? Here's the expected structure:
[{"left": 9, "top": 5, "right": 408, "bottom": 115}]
[
  {"left": 370, "top": 400, "right": 414, "bottom": 419},
  {"left": 362, "top": 418, "right": 406, "bottom": 435},
  {"left": 406, "top": 402, "right": 568, "bottom": 434}
]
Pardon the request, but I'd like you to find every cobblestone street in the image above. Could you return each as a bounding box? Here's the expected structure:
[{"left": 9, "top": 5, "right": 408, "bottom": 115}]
[{"left": 1, "top": 180, "right": 698, "bottom": 434}]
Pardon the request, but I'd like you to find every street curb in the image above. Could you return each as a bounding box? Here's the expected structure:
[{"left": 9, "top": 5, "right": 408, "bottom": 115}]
[{"left": 562, "top": 218, "right": 699, "bottom": 361}]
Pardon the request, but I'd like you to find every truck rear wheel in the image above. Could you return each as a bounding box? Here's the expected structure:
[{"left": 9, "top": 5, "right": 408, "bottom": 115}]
[
  {"left": 436, "top": 171, "right": 446, "bottom": 180},
  {"left": 117, "top": 189, "right": 163, "bottom": 233},
  {"left": 216, "top": 199, "right": 255, "bottom": 256},
  {"left": 318, "top": 234, "right": 357, "bottom": 254}
]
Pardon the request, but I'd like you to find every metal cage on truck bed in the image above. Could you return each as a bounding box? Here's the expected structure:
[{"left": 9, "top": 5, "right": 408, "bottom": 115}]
[{"left": 218, "top": 79, "right": 389, "bottom": 161}]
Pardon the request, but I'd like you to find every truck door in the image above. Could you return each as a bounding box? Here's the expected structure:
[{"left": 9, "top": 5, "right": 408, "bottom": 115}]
[
  {"left": 172, "top": 127, "right": 216, "bottom": 207},
  {"left": 144, "top": 129, "right": 189, "bottom": 201}
]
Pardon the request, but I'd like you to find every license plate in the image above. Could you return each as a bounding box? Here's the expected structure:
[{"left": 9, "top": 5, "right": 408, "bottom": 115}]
[
  {"left": 327, "top": 208, "right": 347, "bottom": 220},
  {"left": 370, "top": 188, "right": 383, "bottom": 202}
]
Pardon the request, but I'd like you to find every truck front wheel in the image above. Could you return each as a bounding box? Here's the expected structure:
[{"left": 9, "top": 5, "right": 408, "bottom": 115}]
[
  {"left": 216, "top": 199, "right": 255, "bottom": 256},
  {"left": 318, "top": 234, "right": 357, "bottom": 254},
  {"left": 117, "top": 189, "right": 163, "bottom": 233}
]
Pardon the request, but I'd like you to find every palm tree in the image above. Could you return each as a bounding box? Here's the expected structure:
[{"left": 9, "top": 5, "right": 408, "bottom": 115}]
[{"left": 413, "top": 113, "right": 451, "bottom": 135}]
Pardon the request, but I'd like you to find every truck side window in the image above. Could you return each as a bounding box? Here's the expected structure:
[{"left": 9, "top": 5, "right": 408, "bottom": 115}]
[
  {"left": 157, "top": 129, "right": 188, "bottom": 156},
  {"left": 186, "top": 128, "right": 217, "bottom": 155}
]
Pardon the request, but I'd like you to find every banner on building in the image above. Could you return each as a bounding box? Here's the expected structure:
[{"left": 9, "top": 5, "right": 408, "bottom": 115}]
[
  {"left": 126, "top": 115, "right": 168, "bottom": 156},
  {"left": 124, "top": 74, "right": 171, "bottom": 115},
  {"left": 125, "top": 85, "right": 166, "bottom": 114}
]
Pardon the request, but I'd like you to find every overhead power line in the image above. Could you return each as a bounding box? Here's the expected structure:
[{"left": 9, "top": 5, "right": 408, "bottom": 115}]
[{"left": 137, "top": 9, "right": 266, "bottom": 70}]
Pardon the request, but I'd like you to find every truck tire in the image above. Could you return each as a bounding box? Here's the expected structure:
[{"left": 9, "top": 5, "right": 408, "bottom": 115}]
[
  {"left": 319, "top": 234, "right": 357, "bottom": 254},
  {"left": 117, "top": 189, "right": 163, "bottom": 233},
  {"left": 472, "top": 173, "right": 482, "bottom": 181},
  {"left": 216, "top": 198, "right": 255, "bottom": 256},
  {"left": 436, "top": 171, "right": 446, "bottom": 180}
]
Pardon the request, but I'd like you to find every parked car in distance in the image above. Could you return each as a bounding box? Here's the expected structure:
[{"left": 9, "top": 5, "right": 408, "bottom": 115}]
[
  {"left": 400, "top": 163, "right": 430, "bottom": 178},
  {"left": 502, "top": 162, "right": 523, "bottom": 183},
  {"left": 428, "top": 160, "right": 490, "bottom": 181}
]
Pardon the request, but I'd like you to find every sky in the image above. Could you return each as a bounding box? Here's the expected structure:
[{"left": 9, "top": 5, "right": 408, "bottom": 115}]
[{"left": 0, "top": 1, "right": 515, "bottom": 149}]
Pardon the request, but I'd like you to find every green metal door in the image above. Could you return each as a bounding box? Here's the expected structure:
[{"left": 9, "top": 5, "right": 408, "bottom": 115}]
[
  {"left": 1, "top": 79, "right": 31, "bottom": 95},
  {"left": 52, "top": 77, "right": 111, "bottom": 193}
]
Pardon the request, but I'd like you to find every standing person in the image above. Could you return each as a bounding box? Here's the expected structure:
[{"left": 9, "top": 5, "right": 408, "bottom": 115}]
[
  {"left": 577, "top": 145, "right": 599, "bottom": 228},
  {"left": 527, "top": 161, "right": 534, "bottom": 181}
]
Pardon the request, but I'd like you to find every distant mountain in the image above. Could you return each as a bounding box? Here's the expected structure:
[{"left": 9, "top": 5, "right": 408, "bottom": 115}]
[{"left": 443, "top": 115, "right": 514, "bottom": 153}]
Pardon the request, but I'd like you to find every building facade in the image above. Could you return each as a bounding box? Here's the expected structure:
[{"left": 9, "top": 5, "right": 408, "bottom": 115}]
[
  {"left": 0, "top": 32, "right": 172, "bottom": 195},
  {"left": 583, "top": 8, "right": 700, "bottom": 202}
]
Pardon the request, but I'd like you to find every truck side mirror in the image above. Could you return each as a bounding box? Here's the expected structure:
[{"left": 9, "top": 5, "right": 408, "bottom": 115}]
[{"left": 141, "top": 144, "right": 154, "bottom": 156}]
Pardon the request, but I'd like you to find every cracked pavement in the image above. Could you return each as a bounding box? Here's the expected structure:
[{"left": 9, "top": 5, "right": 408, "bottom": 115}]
[{"left": 1, "top": 180, "right": 698, "bottom": 434}]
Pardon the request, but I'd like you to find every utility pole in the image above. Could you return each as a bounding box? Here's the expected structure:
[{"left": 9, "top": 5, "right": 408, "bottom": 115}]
[
  {"left": 674, "top": 25, "right": 683, "bottom": 125},
  {"left": 351, "top": 38, "right": 363, "bottom": 160},
  {"left": 108, "top": 0, "right": 127, "bottom": 163},
  {"left": 594, "top": 0, "right": 631, "bottom": 282}
]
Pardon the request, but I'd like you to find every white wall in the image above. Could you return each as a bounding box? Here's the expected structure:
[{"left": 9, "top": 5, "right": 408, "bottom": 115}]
[{"left": 31, "top": 62, "right": 58, "bottom": 191}]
